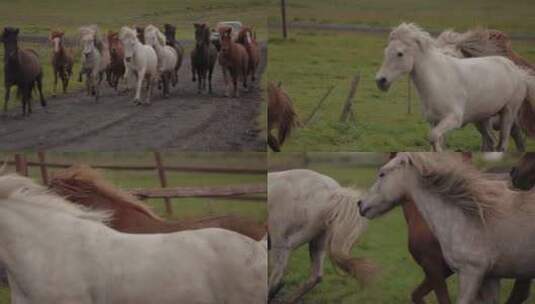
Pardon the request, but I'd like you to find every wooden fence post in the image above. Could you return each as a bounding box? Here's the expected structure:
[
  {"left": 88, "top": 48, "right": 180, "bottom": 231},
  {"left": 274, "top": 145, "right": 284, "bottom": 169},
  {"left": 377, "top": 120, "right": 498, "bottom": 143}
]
[
  {"left": 154, "top": 152, "right": 173, "bottom": 215},
  {"left": 37, "top": 151, "right": 49, "bottom": 185},
  {"left": 14, "top": 154, "right": 28, "bottom": 176},
  {"left": 281, "top": 0, "right": 288, "bottom": 39},
  {"left": 340, "top": 72, "right": 360, "bottom": 123}
]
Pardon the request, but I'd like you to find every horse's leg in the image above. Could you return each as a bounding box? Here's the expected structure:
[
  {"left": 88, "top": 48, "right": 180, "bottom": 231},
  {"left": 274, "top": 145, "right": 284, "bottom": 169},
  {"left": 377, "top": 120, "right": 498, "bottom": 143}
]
[
  {"left": 285, "top": 233, "right": 327, "bottom": 304},
  {"left": 36, "top": 74, "right": 46, "bottom": 108},
  {"left": 222, "top": 67, "right": 230, "bottom": 97},
  {"left": 475, "top": 120, "right": 495, "bottom": 152},
  {"left": 505, "top": 279, "right": 531, "bottom": 304},
  {"left": 4, "top": 85, "right": 11, "bottom": 114},
  {"left": 53, "top": 69, "right": 58, "bottom": 97},
  {"left": 510, "top": 122, "right": 526, "bottom": 152},
  {"left": 411, "top": 275, "right": 432, "bottom": 304},
  {"left": 457, "top": 270, "right": 484, "bottom": 304},
  {"left": 476, "top": 278, "right": 500, "bottom": 304},
  {"left": 429, "top": 114, "right": 462, "bottom": 152},
  {"left": 497, "top": 107, "right": 515, "bottom": 151},
  {"left": 134, "top": 68, "right": 145, "bottom": 104},
  {"left": 208, "top": 65, "right": 214, "bottom": 94},
  {"left": 268, "top": 246, "right": 291, "bottom": 302},
  {"left": 145, "top": 75, "right": 153, "bottom": 105}
]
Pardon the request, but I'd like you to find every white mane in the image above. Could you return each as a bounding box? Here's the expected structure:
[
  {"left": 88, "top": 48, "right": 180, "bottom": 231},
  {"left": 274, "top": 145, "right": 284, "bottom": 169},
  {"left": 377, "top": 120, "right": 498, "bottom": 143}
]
[
  {"left": 119, "top": 26, "right": 138, "bottom": 42},
  {"left": 0, "top": 173, "right": 112, "bottom": 224},
  {"left": 389, "top": 22, "right": 436, "bottom": 51},
  {"left": 145, "top": 24, "right": 166, "bottom": 46}
]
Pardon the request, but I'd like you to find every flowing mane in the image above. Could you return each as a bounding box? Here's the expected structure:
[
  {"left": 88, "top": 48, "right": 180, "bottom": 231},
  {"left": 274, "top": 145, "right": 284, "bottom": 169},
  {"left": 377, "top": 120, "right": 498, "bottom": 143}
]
[
  {"left": 144, "top": 24, "right": 166, "bottom": 46},
  {"left": 119, "top": 26, "right": 138, "bottom": 41},
  {"left": 0, "top": 172, "right": 111, "bottom": 223},
  {"left": 389, "top": 22, "right": 435, "bottom": 51},
  {"left": 50, "top": 165, "right": 163, "bottom": 220},
  {"left": 405, "top": 152, "right": 525, "bottom": 223}
]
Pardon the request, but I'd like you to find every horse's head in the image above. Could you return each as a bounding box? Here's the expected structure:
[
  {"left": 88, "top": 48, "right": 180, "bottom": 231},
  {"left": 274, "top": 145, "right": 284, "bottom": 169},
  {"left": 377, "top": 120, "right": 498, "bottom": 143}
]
[
  {"left": 119, "top": 27, "right": 138, "bottom": 62},
  {"left": 49, "top": 30, "right": 64, "bottom": 54},
  {"left": 511, "top": 153, "right": 535, "bottom": 190},
  {"left": 1, "top": 27, "right": 20, "bottom": 60},
  {"left": 194, "top": 23, "right": 210, "bottom": 47},
  {"left": 376, "top": 23, "right": 432, "bottom": 91},
  {"left": 358, "top": 153, "right": 416, "bottom": 219},
  {"left": 237, "top": 27, "right": 254, "bottom": 46},
  {"left": 164, "top": 24, "right": 176, "bottom": 43},
  {"left": 220, "top": 27, "right": 233, "bottom": 54},
  {"left": 107, "top": 31, "right": 122, "bottom": 57},
  {"left": 144, "top": 26, "right": 166, "bottom": 47},
  {"left": 79, "top": 27, "right": 97, "bottom": 59}
]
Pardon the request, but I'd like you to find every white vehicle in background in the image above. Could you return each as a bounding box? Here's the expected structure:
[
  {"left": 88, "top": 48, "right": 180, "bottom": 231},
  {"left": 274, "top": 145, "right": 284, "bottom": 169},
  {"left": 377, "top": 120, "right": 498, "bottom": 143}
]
[{"left": 211, "top": 21, "right": 242, "bottom": 50}]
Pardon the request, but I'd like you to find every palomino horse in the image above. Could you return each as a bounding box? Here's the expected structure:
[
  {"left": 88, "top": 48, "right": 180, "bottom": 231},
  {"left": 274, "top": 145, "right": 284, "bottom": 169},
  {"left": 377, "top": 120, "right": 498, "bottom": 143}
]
[
  {"left": 267, "top": 81, "right": 300, "bottom": 152},
  {"left": 119, "top": 26, "right": 158, "bottom": 105},
  {"left": 376, "top": 23, "right": 535, "bottom": 152},
  {"left": 78, "top": 25, "right": 110, "bottom": 101},
  {"left": 0, "top": 172, "right": 267, "bottom": 303},
  {"left": 268, "top": 169, "right": 376, "bottom": 303},
  {"left": 144, "top": 25, "right": 178, "bottom": 98},
  {"left": 436, "top": 28, "right": 535, "bottom": 151},
  {"left": 2, "top": 27, "right": 46, "bottom": 116},
  {"left": 48, "top": 165, "right": 266, "bottom": 240},
  {"left": 49, "top": 30, "right": 74, "bottom": 96},
  {"left": 163, "top": 23, "right": 184, "bottom": 87},
  {"left": 191, "top": 23, "right": 218, "bottom": 94},
  {"left": 219, "top": 26, "right": 249, "bottom": 97},
  {"left": 106, "top": 31, "right": 125, "bottom": 90},
  {"left": 237, "top": 26, "right": 260, "bottom": 82},
  {"left": 359, "top": 153, "right": 535, "bottom": 304}
]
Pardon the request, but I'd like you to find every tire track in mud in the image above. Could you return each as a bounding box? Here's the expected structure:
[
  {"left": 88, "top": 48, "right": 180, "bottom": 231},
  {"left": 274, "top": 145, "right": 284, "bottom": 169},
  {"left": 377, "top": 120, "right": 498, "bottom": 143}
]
[{"left": 0, "top": 40, "right": 266, "bottom": 151}]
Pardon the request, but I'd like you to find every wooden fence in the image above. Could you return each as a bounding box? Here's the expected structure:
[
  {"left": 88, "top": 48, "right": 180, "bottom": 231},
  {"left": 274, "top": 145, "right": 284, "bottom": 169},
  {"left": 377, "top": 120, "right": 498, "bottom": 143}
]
[{"left": 8, "top": 152, "right": 267, "bottom": 215}]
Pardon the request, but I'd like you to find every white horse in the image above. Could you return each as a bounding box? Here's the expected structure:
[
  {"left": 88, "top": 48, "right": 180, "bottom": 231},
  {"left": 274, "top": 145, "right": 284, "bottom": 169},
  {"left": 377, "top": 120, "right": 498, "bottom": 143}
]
[
  {"left": 144, "top": 25, "right": 178, "bottom": 98},
  {"left": 79, "top": 25, "right": 110, "bottom": 101},
  {"left": 119, "top": 26, "right": 158, "bottom": 105},
  {"left": 268, "top": 169, "right": 376, "bottom": 304},
  {"left": 359, "top": 152, "right": 535, "bottom": 304},
  {"left": 0, "top": 172, "right": 267, "bottom": 304},
  {"left": 376, "top": 23, "right": 535, "bottom": 151}
]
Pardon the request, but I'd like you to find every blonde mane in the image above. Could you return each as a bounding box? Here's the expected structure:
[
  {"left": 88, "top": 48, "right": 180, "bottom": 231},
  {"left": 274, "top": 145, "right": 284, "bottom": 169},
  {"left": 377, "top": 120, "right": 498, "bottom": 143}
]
[
  {"left": 405, "top": 152, "right": 525, "bottom": 223},
  {"left": 50, "top": 165, "right": 162, "bottom": 220},
  {"left": 119, "top": 26, "right": 138, "bottom": 41},
  {"left": 389, "top": 23, "right": 435, "bottom": 51},
  {"left": 0, "top": 172, "right": 112, "bottom": 223},
  {"left": 144, "top": 24, "right": 166, "bottom": 46}
]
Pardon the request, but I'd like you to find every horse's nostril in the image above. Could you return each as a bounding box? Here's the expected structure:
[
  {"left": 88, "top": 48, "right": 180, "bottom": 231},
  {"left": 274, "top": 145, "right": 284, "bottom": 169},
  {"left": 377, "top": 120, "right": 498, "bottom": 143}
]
[{"left": 377, "top": 77, "right": 387, "bottom": 84}]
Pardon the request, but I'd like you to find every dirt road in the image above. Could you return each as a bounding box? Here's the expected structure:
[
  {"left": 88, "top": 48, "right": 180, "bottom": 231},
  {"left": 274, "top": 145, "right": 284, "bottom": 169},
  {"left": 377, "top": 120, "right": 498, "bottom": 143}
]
[{"left": 0, "top": 41, "right": 267, "bottom": 151}]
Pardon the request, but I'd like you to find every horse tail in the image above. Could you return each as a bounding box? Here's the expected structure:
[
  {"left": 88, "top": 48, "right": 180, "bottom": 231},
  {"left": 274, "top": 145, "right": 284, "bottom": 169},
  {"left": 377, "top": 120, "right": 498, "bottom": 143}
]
[
  {"left": 324, "top": 187, "right": 378, "bottom": 286},
  {"left": 518, "top": 72, "right": 535, "bottom": 137}
]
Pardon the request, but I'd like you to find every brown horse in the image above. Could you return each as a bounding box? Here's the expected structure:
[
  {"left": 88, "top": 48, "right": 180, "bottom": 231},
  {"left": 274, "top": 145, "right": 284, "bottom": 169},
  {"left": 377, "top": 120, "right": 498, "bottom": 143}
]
[
  {"left": 237, "top": 26, "right": 260, "bottom": 82},
  {"left": 135, "top": 26, "right": 145, "bottom": 44},
  {"left": 49, "top": 30, "right": 74, "bottom": 96},
  {"left": 267, "top": 81, "right": 300, "bottom": 152},
  {"left": 2, "top": 27, "right": 46, "bottom": 116},
  {"left": 191, "top": 23, "right": 218, "bottom": 94},
  {"left": 395, "top": 152, "right": 533, "bottom": 304},
  {"left": 218, "top": 26, "right": 249, "bottom": 97},
  {"left": 106, "top": 31, "right": 125, "bottom": 90},
  {"left": 511, "top": 153, "right": 535, "bottom": 191},
  {"left": 163, "top": 24, "right": 184, "bottom": 88},
  {"left": 48, "top": 165, "right": 266, "bottom": 240}
]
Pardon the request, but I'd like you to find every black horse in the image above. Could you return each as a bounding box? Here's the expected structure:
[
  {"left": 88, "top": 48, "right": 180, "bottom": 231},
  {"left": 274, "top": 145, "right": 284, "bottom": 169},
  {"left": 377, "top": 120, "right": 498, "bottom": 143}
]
[
  {"left": 190, "top": 23, "right": 218, "bottom": 94},
  {"left": 1, "top": 27, "right": 46, "bottom": 116}
]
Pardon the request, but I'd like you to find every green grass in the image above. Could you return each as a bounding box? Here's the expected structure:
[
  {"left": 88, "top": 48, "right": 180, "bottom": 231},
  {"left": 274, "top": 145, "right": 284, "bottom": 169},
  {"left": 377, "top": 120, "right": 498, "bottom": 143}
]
[
  {"left": 0, "top": 152, "right": 266, "bottom": 303},
  {"left": 269, "top": 153, "right": 532, "bottom": 303},
  {"left": 267, "top": 29, "right": 535, "bottom": 151},
  {"left": 268, "top": 0, "right": 535, "bottom": 36}
]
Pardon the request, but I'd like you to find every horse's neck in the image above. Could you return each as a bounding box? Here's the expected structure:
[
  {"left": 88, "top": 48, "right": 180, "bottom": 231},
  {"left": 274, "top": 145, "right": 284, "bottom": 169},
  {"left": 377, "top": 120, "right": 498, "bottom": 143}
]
[{"left": 410, "top": 49, "right": 448, "bottom": 100}]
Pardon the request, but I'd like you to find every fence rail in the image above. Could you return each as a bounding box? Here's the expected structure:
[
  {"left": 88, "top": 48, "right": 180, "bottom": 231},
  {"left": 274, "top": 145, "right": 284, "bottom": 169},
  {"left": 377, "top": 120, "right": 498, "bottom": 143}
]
[{"left": 9, "top": 152, "right": 267, "bottom": 215}]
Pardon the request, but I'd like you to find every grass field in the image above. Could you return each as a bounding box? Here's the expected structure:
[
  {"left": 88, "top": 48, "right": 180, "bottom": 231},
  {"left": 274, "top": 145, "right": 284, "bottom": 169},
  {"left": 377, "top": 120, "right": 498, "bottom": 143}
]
[
  {"left": 268, "top": 153, "right": 531, "bottom": 303},
  {"left": 267, "top": 29, "right": 535, "bottom": 151},
  {"left": 0, "top": 152, "right": 266, "bottom": 303}
]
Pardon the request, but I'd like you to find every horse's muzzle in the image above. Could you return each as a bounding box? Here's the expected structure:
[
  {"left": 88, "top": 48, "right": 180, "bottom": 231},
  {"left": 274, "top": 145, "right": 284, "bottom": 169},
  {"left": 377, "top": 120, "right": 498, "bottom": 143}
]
[
  {"left": 125, "top": 57, "right": 132, "bottom": 63},
  {"left": 376, "top": 77, "right": 390, "bottom": 92}
]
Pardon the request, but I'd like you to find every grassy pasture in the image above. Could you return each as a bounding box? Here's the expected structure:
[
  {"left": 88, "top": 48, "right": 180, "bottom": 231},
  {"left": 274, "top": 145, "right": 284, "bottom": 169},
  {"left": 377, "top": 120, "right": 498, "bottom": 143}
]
[
  {"left": 268, "top": 152, "right": 531, "bottom": 303},
  {"left": 267, "top": 29, "right": 535, "bottom": 151},
  {"left": 0, "top": 152, "right": 267, "bottom": 303}
]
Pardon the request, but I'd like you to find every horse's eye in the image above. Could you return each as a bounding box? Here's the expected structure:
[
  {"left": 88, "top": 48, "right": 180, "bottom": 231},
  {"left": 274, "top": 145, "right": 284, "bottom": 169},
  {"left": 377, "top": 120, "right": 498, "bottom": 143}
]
[
  {"left": 397, "top": 52, "right": 403, "bottom": 57},
  {"left": 379, "top": 172, "right": 385, "bottom": 178}
]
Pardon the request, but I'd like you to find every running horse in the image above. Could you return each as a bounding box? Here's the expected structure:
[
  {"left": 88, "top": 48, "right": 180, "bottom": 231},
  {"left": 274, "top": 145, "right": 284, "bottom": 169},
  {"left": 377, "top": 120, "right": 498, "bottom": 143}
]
[
  {"left": 48, "top": 165, "right": 266, "bottom": 240},
  {"left": 49, "top": 30, "right": 74, "bottom": 96},
  {"left": 191, "top": 23, "right": 218, "bottom": 94},
  {"left": 163, "top": 23, "right": 184, "bottom": 88},
  {"left": 237, "top": 26, "right": 260, "bottom": 82},
  {"left": 106, "top": 31, "right": 125, "bottom": 90},
  {"left": 267, "top": 81, "right": 300, "bottom": 152},
  {"left": 218, "top": 26, "right": 249, "bottom": 97}
]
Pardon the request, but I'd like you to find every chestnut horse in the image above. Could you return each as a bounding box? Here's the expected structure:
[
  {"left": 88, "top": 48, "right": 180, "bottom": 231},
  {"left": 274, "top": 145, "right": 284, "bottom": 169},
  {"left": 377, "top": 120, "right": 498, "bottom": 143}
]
[
  {"left": 48, "top": 165, "right": 266, "bottom": 240},
  {"left": 49, "top": 30, "right": 74, "bottom": 96},
  {"left": 2, "top": 27, "right": 46, "bottom": 116},
  {"left": 237, "top": 27, "right": 260, "bottom": 82},
  {"left": 191, "top": 23, "right": 217, "bottom": 94},
  {"left": 106, "top": 31, "right": 125, "bottom": 90},
  {"left": 218, "top": 26, "right": 249, "bottom": 97},
  {"left": 267, "top": 81, "right": 300, "bottom": 152},
  {"left": 396, "top": 152, "right": 533, "bottom": 304}
]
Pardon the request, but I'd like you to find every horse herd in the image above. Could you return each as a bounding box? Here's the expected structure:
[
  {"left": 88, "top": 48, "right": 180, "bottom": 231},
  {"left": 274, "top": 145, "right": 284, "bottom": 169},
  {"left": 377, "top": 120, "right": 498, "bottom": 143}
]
[
  {"left": 1, "top": 22, "right": 260, "bottom": 116},
  {"left": 268, "top": 153, "right": 535, "bottom": 304},
  {"left": 0, "top": 165, "right": 267, "bottom": 303}
]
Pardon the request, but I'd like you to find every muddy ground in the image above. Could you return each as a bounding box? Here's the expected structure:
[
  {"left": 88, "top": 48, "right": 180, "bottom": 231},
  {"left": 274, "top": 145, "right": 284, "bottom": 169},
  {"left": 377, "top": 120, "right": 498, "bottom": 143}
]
[{"left": 0, "top": 41, "right": 267, "bottom": 151}]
